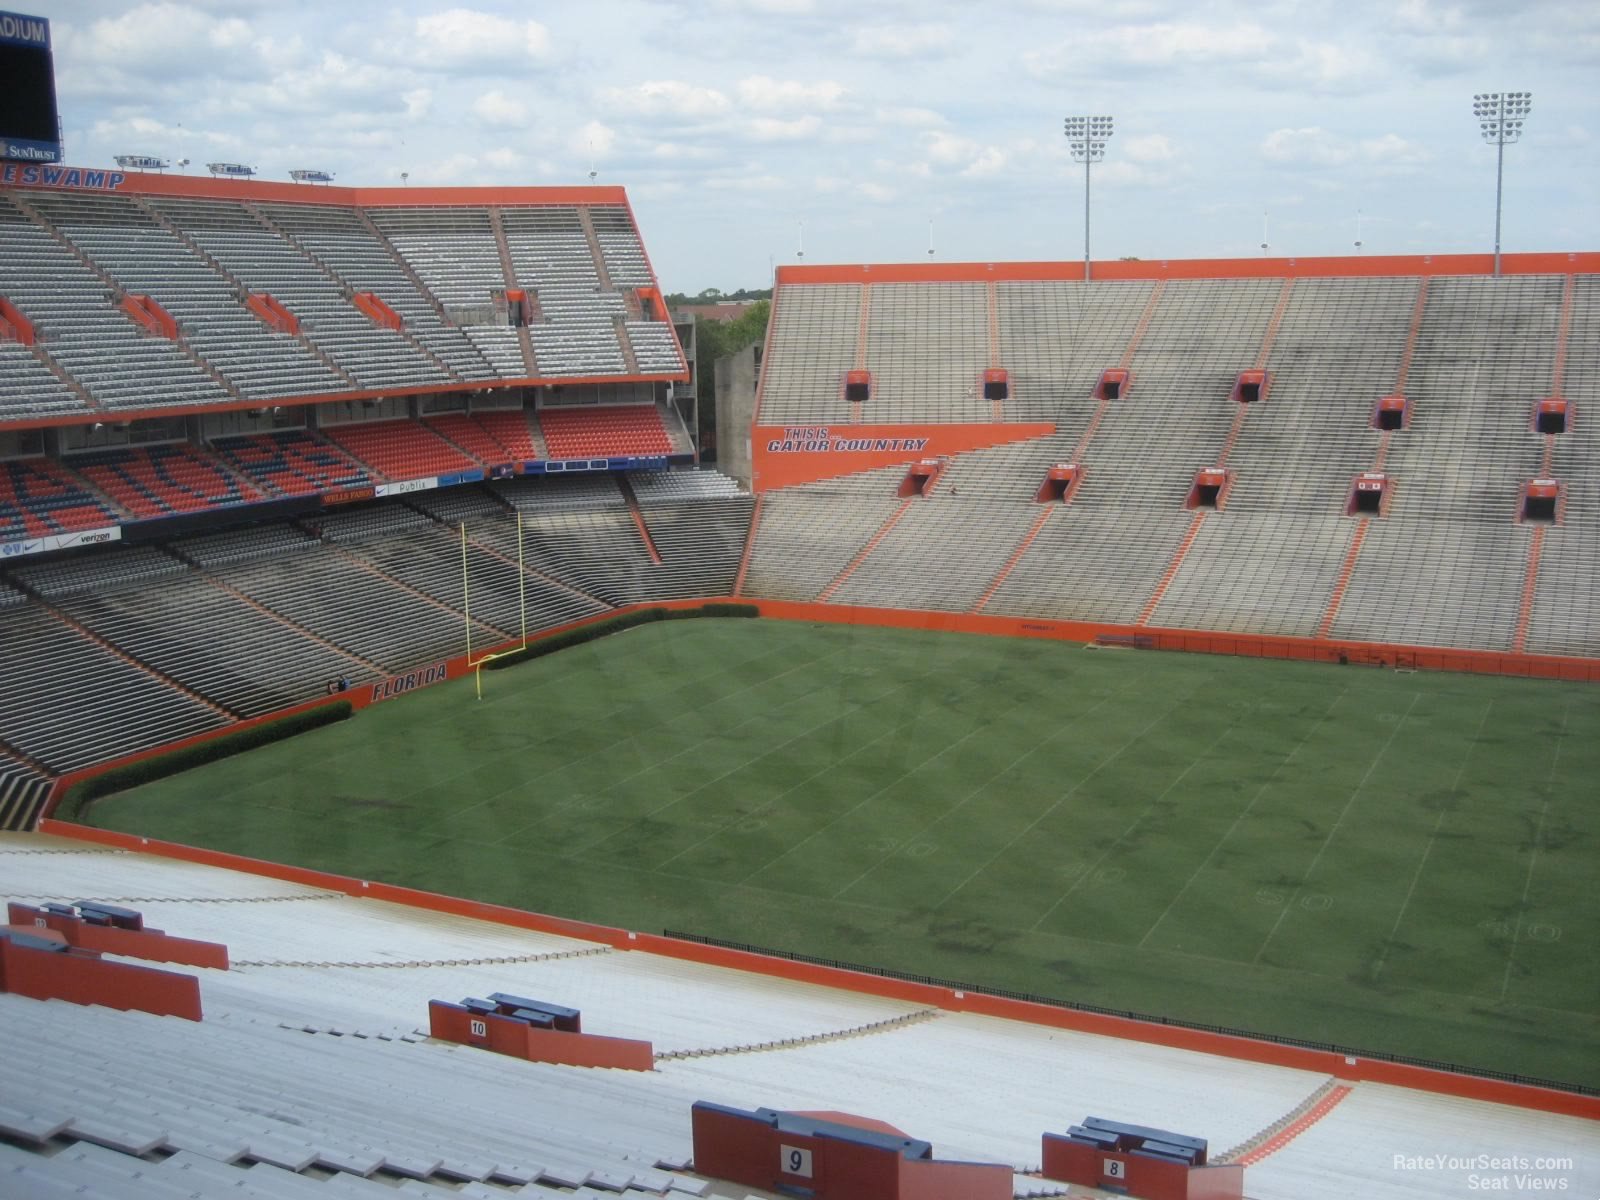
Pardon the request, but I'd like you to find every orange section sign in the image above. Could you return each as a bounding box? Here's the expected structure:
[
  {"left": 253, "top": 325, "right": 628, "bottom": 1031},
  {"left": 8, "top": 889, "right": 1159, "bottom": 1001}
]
[{"left": 752, "top": 422, "right": 1055, "bottom": 491}]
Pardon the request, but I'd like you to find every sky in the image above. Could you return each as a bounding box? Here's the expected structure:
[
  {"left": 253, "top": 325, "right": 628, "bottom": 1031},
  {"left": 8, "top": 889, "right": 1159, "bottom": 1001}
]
[{"left": 17, "top": 0, "right": 1600, "bottom": 293}]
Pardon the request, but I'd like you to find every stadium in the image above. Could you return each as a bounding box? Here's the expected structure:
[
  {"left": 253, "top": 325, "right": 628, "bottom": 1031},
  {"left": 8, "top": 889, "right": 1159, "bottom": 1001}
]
[{"left": 1, "top": 6, "right": 1597, "bottom": 1200}]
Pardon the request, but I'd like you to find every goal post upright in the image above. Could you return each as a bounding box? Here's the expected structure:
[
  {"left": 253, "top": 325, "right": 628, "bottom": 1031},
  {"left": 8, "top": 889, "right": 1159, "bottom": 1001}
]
[{"left": 517, "top": 509, "right": 528, "bottom": 648}]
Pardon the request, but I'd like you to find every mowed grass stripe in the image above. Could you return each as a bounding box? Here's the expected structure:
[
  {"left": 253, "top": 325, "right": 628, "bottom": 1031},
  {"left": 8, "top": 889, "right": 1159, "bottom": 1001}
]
[{"left": 85, "top": 619, "right": 1600, "bottom": 1087}]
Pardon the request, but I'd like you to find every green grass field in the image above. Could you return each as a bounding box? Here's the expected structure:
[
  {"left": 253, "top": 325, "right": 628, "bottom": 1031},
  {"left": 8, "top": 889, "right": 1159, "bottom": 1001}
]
[{"left": 87, "top": 618, "right": 1600, "bottom": 1087}]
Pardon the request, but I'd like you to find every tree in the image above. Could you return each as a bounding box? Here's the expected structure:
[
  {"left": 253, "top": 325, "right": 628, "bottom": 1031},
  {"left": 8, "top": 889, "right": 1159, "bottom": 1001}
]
[{"left": 694, "top": 299, "right": 770, "bottom": 454}]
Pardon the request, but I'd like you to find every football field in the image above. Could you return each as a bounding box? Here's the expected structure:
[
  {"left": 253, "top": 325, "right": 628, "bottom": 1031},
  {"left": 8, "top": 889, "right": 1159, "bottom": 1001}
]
[{"left": 87, "top": 617, "right": 1600, "bottom": 1087}]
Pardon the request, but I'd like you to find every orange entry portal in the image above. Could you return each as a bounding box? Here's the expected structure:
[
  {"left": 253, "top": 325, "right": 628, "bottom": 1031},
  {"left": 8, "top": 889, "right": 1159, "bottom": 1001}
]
[
  {"left": 1347, "top": 472, "right": 1390, "bottom": 516},
  {"left": 844, "top": 369, "right": 872, "bottom": 403},
  {"left": 1374, "top": 395, "right": 1409, "bottom": 431},
  {"left": 982, "top": 368, "right": 1009, "bottom": 401},
  {"left": 899, "top": 457, "right": 946, "bottom": 497},
  {"left": 1233, "top": 370, "right": 1269, "bottom": 404},
  {"left": 1097, "top": 368, "right": 1130, "bottom": 400},
  {"left": 1534, "top": 398, "right": 1569, "bottom": 435},
  {"left": 1035, "top": 462, "right": 1082, "bottom": 503},
  {"left": 1187, "top": 468, "right": 1230, "bottom": 509},
  {"left": 1521, "top": 479, "right": 1561, "bottom": 523}
]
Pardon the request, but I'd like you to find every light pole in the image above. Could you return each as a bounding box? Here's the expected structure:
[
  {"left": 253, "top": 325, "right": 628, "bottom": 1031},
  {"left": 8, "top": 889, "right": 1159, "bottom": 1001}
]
[
  {"left": 1064, "top": 114, "right": 1113, "bottom": 282},
  {"left": 1473, "top": 91, "right": 1532, "bottom": 278}
]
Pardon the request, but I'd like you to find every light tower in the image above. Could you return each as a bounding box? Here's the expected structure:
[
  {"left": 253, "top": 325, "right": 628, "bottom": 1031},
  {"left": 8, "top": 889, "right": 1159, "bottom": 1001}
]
[
  {"left": 1473, "top": 91, "right": 1532, "bottom": 277},
  {"left": 1064, "top": 114, "right": 1113, "bottom": 282}
]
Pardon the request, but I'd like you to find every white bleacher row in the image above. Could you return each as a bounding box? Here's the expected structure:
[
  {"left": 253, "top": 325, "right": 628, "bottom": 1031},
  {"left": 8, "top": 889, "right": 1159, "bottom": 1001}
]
[
  {"left": 56, "top": 573, "right": 376, "bottom": 719},
  {"left": 754, "top": 283, "right": 862, "bottom": 424},
  {"left": 591, "top": 206, "right": 655, "bottom": 287},
  {"left": 0, "top": 474, "right": 747, "bottom": 775},
  {"left": 996, "top": 279, "right": 1155, "bottom": 421},
  {"left": 866, "top": 282, "right": 993, "bottom": 422},
  {"left": 258, "top": 202, "right": 498, "bottom": 381},
  {"left": 740, "top": 465, "right": 911, "bottom": 602},
  {"left": 1525, "top": 275, "right": 1600, "bottom": 655},
  {"left": 0, "top": 195, "right": 225, "bottom": 412},
  {"left": 0, "top": 189, "right": 678, "bottom": 422},
  {"left": 741, "top": 272, "right": 1598, "bottom": 657},
  {"left": 152, "top": 197, "right": 452, "bottom": 394},
  {"left": 0, "top": 751, "right": 51, "bottom": 832},
  {"left": 9, "top": 544, "right": 188, "bottom": 598},
  {"left": 170, "top": 522, "right": 317, "bottom": 568},
  {"left": 0, "top": 343, "right": 82, "bottom": 419},
  {"left": 25, "top": 191, "right": 350, "bottom": 403},
  {"left": 501, "top": 207, "right": 600, "bottom": 292},
  {"left": 0, "top": 996, "right": 700, "bottom": 1197},
  {"left": 0, "top": 605, "right": 227, "bottom": 773},
  {"left": 8, "top": 841, "right": 1595, "bottom": 1200}
]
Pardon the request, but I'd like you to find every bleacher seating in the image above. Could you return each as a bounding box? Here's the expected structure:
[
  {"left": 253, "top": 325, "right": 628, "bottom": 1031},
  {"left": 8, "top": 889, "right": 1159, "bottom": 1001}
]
[
  {"left": 0, "top": 750, "right": 50, "bottom": 832},
  {"left": 367, "top": 206, "right": 527, "bottom": 376},
  {"left": 538, "top": 403, "right": 673, "bottom": 459},
  {"left": 151, "top": 196, "right": 453, "bottom": 393},
  {"left": 210, "top": 429, "right": 371, "bottom": 497},
  {"left": 9, "top": 543, "right": 186, "bottom": 598},
  {"left": 0, "top": 457, "right": 120, "bottom": 540},
  {"left": 322, "top": 419, "right": 481, "bottom": 482},
  {"left": 0, "top": 341, "right": 84, "bottom": 419},
  {"left": 69, "top": 442, "right": 260, "bottom": 519},
  {"left": 0, "top": 194, "right": 231, "bottom": 414},
  {"left": 423, "top": 409, "right": 542, "bottom": 464},
  {"left": 23, "top": 190, "right": 346, "bottom": 403},
  {"left": 0, "top": 604, "right": 227, "bottom": 772},
  {"left": 5, "top": 842, "right": 1589, "bottom": 1200},
  {"left": 0, "top": 185, "right": 686, "bottom": 427},
  {"left": 259, "top": 201, "right": 499, "bottom": 381}
]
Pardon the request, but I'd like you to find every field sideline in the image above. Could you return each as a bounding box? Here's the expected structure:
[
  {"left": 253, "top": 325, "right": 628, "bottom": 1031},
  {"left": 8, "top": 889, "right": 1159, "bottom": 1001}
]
[{"left": 87, "top": 618, "right": 1600, "bottom": 1087}]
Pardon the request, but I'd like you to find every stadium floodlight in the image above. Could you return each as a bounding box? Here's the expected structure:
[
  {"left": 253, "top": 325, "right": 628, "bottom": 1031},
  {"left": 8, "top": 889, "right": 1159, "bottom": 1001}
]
[
  {"left": 1473, "top": 91, "right": 1532, "bottom": 277},
  {"left": 1064, "top": 114, "right": 1113, "bottom": 282},
  {"left": 289, "top": 168, "right": 335, "bottom": 184},
  {"left": 114, "top": 155, "right": 169, "bottom": 172},
  {"left": 206, "top": 161, "right": 256, "bottom": 178}
]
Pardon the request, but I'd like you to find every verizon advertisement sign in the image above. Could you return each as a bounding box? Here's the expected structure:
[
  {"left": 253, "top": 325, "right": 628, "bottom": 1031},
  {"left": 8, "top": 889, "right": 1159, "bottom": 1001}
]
[{"left": 0, "top": 525, "right": 121, "bottom": 559}]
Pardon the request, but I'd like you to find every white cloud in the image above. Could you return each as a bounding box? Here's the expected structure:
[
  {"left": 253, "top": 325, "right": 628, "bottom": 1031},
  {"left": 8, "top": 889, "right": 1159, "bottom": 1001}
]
[
  {"left": 1262, "top": 127, "right": 1353, "bottom": 167},
  {"left": 706, "top": 174, "right": 786, "bottom": 192},
  {"left": 600, "top": 80, "right": 730, "bottom": 120},
  {"left": 735, "top": 76, "right": 845, "bottom": 113},
  {"left": 1125, "top": 134, "right": 1176, "bottom": 163},
  {"left": 402, "top": 89, "right": 433, "bottom": 120},
  {"left": 874, "top": 106, "right": 945, "bottom": 128},
  {"left": 860, "top": 182, "right": 897, "bottom": 202},
  {"left": 472, "top": 89, "right": 526, "bottom": 127},
  {"left": 1260, "top": 128, "right": 1430, "bottom": 169},
  {"left": 848, "top": 24, "right": 956, "bottom": 59},
  {"left": 573, "top": 120, "right": 617, "bottom": 160},
  {"left": 1041, "top": 20, "right": 1276, "bottom": 71},
  {"left": 744, "top": 115, "right": 823, "bottom": 142},
  {"left": 411, "top": 9, "right": 550, "bottom": 70}
]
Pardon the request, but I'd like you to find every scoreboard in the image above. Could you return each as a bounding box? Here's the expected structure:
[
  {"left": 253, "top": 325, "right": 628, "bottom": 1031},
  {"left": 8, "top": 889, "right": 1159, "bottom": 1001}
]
[{"left": 0, "top": 10, "right": 61, "bottom": 164}]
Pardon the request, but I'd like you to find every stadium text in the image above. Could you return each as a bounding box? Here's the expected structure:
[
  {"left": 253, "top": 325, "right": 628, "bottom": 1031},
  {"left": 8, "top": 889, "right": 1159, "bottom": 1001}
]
[
  {"left": 0, "top": 164, "right": 127, "bottom": 191},
  {"left": 0, "top": 13, "right": 49, "bottom": 46},
  {"left": 370, "top": 661, "right": 449, "bottom": 704},
  {"left": 767, "top": 427, "right": 929, "bottom": 453}
]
